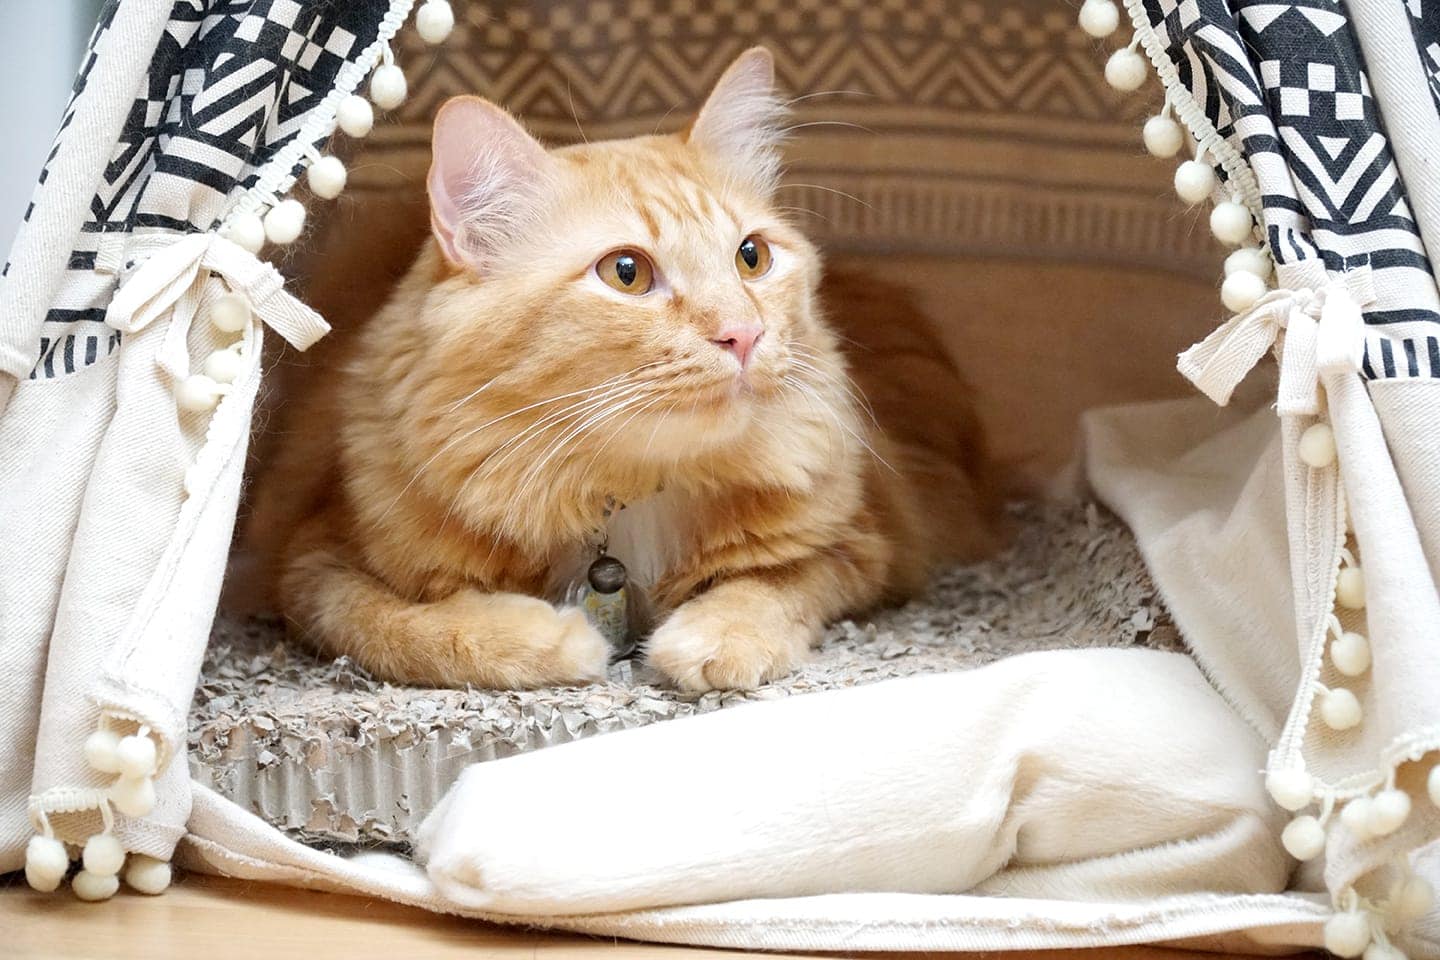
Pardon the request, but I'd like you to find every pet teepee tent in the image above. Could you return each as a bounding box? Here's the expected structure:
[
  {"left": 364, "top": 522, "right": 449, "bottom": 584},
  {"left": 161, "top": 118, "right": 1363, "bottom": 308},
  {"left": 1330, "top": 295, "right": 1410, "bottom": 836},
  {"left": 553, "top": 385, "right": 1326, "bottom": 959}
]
[{"left": 2, "top": 0, "right": 1439, "bottom": 956}]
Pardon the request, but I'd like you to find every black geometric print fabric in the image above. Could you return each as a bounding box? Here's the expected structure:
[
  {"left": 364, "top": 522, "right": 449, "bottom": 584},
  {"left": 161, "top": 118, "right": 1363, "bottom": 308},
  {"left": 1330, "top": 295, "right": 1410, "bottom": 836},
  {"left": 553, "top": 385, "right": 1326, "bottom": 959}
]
[
  {"left": 25, "top": 0, "right": 391, "bottom": 380},
  {"left": 1141, "top": 0, "right": 1440, "bottom": 379}
]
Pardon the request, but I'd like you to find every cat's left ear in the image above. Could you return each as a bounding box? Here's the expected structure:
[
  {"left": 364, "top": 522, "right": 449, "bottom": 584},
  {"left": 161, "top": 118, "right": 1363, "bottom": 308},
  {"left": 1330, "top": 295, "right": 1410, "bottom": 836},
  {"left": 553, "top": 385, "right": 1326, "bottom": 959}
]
[{"left": 688, "top": 47, "right": 786, "bottom": 196}]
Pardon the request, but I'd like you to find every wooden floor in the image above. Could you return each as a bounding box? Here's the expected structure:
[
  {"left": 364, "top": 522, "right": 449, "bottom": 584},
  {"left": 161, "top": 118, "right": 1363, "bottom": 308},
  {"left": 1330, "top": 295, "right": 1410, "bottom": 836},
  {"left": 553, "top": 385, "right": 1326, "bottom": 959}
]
[{"left": 3, "top": 871, "right": 1296, "bottom": 960}]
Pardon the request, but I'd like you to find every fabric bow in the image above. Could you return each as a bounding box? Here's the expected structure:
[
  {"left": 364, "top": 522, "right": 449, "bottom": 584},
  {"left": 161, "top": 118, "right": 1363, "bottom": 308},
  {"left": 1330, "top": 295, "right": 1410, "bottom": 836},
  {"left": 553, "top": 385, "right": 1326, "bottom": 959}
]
[
  {"left": 103, "top": 232, "right": 329, "bottom": 378},
  {"left": 1177, "top": 263, "right": 1372, "bottom": 416}
]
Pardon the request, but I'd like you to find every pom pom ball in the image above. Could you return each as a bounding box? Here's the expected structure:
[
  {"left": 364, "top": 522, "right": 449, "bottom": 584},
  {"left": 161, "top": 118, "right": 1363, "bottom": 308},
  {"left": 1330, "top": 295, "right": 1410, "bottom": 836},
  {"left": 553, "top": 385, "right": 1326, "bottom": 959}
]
[
  {"left": 1174, "top": 160, "right": 1217, "bottom": 204},
  {"left": 1331, "top": 631, "right": 1371, "bottom": 677},
  {"left": 223, "top": 212, "right": 266, "bottom": 255},
  {"left": 1221, "top": 271, "right": 1267, "bottom": 313},
  {"left": 210, "top": 292, "right": 251, "bottom": 333},
  {"left": 1266, "top": 768, "right": 1313, "bottom": 811},
  {"left": 1142, "top": 114, "right": 1184, "bottom": 157},
  {"left": 124, "top": 855, "right": 173, "bottom": 895},
  {"left": 1341, "top": 796, "right": 1374, "bottom": 839},
  {"left": 370, "top": 64, "right": 408, "bottom": 110},
  {"left": 25, "top": 835, "right": 70, "bottom": 892},
  {"left": 1298, "top": 422, "right": 1336, "bottom": 469},
  {"left": 1336, "top": 566, "right": 1367, "bottom": 610},
  {"left": 83, "top": 729, "right": 122, "bottom": 774},
  {"left": 1324, "top": 910, "right": 1372, "bottom": 958},
  {"left": 110, "top": 775, "right": 157, "bottom": 818},
  {"left": 416, "top": 1, "right": 456, "bottom": 43},
  {"left": 1280, "top": 815, "right": 1325, "bottom": 860},
  {"left": 1210, "top": 200, "right": 1254, "bottom": 245},
  {"left": 82, "top": 833, "right": 126, "bottom": 876},
  {"left": 337, "top": 95, "right": 374, "bottom": 138},
  {"left": 116, "top": 734, "right": 157, "bottom": 779},
  {"left": 263, "top": 199, "right": 306, "bottom": 245},
  {"left": 307, "top": 155, "right": 347, "bottom": 200},
  {"left": 1104, "top": 48, "right": 1147, "bottom": 92},
  {"left": 1321, "top": 687, "right": 1363, "bottom": 730},
  {"left": 72, "top": 869, "right": 120, "bottom": 902},
  {"left": 203, "top": 347, "right": 245, "bottom": 384},
  {"left": 1366, "top": 789, "right": 1411, "bottom": 837},
  {"left": 1225, "top": 247, "right": 1273, "bottom": 280},
  {"left": 175, "top": 374, "right": 224, "bottom": 413}
]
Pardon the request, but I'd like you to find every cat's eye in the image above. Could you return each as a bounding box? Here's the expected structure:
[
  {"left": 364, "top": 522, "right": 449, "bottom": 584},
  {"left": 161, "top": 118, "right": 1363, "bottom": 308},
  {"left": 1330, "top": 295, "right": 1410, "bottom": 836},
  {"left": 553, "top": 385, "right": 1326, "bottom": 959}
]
[
  {"left": 596, "top": 249, "right": 655, "bottom": 295},
  {"left": 735, "top": 235, "right": 773, "bottom": 280}
]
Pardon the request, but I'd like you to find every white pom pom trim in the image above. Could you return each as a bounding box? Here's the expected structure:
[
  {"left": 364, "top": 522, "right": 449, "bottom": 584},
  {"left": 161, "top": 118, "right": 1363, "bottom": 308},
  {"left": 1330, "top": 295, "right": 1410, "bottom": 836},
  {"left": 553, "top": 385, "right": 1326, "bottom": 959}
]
[
  {"left": 109, "top": 775, "right": 157, "bottom": 818},
  {"left": 1336, "top": 565, "right": 1366, "bottom": 611},
  {"left": 1298, "top": 422, "right": 1337, "bottom": 469},
  {"left": 116, "top": 734, "right": 157, "bottom": 779},
  {"left": 1174, "top": 159, "right": 1217, "bottom": 204},
  {"left": 1210, "top": 200, "right": 1254, "bottom": 246},
  {"left": 1324, "top": 910, "right": 1372, "bottom": 958},
  {"left": 416, "top": 0, "right": 456, "bottom": 43},
  {"left": 82, "top": 833, "right": 126, "bottom": 877},
  {"left": 370, "top": 63, "right": 408, "bottom": 110},
  {"left": 1221, "top": 271, "right": 1266, "bottom": 313},
  {"left": 1266, "top": 768, "right": 1314, "bottom": 811},
  {"left": 1365, "top": 789, "right": 1411, "bottom": 837},
  {"left": 1224, "top": 246, "right": 1273, "bottom": 280},
  {"left": 1320, "top": 686, "right": 1363, "bottom": 731},
  {"left": 1105, "top": 46, "right": 1148, "bottom": 92},
  {"left": 307, "top": 155, "right": 347, "bottom": 200},
  {"left": 84, "top": 729, "right": 123, "bottom": 775},
  {"left": 1142, "top": 113, "right": 1184, "bottom": 158},
  {"left": 203, "top": 345, "right": 246, "bottom": 385},
  {"left": 175, "top": 374, "right": 227, "bottom": 413},
  {"left": 264, "top": 199, "right": 306, "bottom": 245},
  {"left": 72, "top": 869, "right": 120, "bottom": 902},
  {"left": 337, "top": 95, "right": 374, "bottom": 138},
  {"left": 1281, "top": 814, "right": 1326, "bottom": 860},
  {"left": 25, "top": 834, "right": 70, "bottom": 892},
  {"left": 124, "top": 855, "right": 173, "bottom": 895},
  {"left": 224, "top": 211, "right": 266, "bottom": 255},
  {"left": 1330, "top": 629, "right": 1371, "bottom": 677}
]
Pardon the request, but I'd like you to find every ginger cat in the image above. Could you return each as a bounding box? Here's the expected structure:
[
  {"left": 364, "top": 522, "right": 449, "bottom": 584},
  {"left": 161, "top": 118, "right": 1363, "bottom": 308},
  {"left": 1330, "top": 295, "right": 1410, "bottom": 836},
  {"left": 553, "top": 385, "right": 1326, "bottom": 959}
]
[{"left": 251, "top": 48, "right": 1000, "bottom": 692}]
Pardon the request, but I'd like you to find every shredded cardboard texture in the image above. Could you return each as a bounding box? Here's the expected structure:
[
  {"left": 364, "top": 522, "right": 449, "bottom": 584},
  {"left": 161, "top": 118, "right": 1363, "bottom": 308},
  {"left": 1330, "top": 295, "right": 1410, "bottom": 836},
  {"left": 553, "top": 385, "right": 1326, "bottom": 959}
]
[{"left": 192, "top": 500, "right": 1182, "bottom": 847}]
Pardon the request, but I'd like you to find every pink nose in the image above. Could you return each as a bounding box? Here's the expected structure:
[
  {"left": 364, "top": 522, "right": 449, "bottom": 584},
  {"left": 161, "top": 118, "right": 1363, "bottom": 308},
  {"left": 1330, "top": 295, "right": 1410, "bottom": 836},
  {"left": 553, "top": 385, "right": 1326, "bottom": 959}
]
[{"left": 711, "top": 325, "right": 763, "bottom": 369}]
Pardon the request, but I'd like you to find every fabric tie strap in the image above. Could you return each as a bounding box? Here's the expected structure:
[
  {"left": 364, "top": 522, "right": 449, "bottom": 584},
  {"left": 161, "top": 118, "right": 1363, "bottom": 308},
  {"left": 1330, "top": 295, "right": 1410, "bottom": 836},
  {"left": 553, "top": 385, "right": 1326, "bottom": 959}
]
[
  {"left": 103, "top": 232, "right": 329, "bottom": 377},
  {"left": 1177, "top": 265, "right": 1373, "bottom": 413}
]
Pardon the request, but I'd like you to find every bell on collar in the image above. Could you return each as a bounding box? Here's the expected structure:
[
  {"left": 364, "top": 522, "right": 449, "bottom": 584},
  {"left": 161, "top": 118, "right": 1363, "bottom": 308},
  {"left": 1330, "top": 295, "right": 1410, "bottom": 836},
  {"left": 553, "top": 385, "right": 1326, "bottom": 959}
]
[{"left": 578, "top": 554, "right": 634, "bottom": 661}]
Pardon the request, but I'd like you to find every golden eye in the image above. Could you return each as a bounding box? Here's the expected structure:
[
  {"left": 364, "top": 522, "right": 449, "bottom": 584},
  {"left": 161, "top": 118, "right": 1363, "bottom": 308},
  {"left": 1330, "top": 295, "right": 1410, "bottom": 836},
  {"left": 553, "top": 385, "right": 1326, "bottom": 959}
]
[
  {"left": 596, "top": 249, "right": 655, "bottom": 295},
  {"left": 735, "top": 235, "right": 773, "bottom": 279}
]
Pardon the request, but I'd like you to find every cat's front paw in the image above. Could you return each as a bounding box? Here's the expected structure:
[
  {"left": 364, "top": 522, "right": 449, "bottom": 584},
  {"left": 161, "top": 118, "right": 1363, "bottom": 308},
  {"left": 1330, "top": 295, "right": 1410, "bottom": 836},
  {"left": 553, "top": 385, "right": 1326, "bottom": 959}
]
[
  {"left": 545, "top": 606, "right": 612, "bottom": 684},
  {"left": 427, "top": 592, "right": 609, "bottom": 688},
  {"left": 646, "top": 594, "right": 813, "bottom": 692}
]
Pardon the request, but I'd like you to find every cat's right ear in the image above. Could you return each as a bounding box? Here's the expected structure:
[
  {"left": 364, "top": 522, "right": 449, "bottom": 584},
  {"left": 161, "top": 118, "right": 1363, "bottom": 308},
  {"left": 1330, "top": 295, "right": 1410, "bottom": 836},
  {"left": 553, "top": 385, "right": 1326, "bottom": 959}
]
[{"left": 428, "top": 96, "right": 554, "bottom": 272}]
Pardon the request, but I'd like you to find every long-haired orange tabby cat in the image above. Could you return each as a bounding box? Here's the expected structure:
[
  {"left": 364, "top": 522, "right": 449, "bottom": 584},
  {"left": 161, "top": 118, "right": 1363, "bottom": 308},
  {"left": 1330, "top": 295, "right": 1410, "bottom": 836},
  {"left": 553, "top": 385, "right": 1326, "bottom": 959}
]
[{"left": 254, "top": 48, "right": 1000, "bottom": 691}]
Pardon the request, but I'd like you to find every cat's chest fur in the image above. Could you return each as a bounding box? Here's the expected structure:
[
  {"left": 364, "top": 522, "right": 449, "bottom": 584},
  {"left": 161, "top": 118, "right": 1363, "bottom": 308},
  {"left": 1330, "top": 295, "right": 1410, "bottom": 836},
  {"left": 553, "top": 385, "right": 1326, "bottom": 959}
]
[{"left": 544, "top": 486, "right": 692, "bottom": 604}]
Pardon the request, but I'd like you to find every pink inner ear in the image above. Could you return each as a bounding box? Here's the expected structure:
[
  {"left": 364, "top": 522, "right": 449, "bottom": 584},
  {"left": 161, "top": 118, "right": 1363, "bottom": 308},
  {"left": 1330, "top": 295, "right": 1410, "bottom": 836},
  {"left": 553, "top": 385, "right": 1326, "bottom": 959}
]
[{"left": 427, "top": 97, "right": 551, "bottom": 270}]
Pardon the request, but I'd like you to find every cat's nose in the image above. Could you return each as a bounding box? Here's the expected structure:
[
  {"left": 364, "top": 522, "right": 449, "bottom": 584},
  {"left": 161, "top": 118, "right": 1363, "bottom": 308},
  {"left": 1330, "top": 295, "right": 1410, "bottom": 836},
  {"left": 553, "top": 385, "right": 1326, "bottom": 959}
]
[{"left": 710, "top": 325, "right": 764, "bottom": 369}]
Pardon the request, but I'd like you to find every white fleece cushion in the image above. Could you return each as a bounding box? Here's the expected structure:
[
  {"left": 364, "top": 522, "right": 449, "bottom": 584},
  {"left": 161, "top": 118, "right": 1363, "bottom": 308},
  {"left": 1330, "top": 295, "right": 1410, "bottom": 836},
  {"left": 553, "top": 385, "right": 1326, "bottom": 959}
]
[{"left": 417, "top": 647, "right": 1288, "bottom": 915}]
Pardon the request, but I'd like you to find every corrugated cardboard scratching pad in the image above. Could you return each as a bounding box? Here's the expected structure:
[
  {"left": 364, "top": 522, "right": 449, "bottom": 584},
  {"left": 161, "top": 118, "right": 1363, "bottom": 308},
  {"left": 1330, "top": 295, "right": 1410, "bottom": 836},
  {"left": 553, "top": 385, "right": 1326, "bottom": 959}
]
[{"left": 191, "top": 500, "right": 1181, "bottom": 847}]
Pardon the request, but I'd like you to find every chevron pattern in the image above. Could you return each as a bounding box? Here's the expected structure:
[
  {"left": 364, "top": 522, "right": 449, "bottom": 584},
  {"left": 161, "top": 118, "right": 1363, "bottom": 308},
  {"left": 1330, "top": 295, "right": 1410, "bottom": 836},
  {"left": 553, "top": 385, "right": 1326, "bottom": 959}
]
[
  {"left": 393, "top": 0, "right": 1145, "bottom": 134},
  {"left": 347, "top": 0, "right": 1204, "bottom": 282}
]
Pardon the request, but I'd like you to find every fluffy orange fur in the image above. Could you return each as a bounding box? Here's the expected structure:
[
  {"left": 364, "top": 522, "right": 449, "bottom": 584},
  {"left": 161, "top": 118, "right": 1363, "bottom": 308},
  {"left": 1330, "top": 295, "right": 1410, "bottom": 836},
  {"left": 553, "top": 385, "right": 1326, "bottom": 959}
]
[{"left": 250, "top": 48, "right": 1000, "bottom": 691}]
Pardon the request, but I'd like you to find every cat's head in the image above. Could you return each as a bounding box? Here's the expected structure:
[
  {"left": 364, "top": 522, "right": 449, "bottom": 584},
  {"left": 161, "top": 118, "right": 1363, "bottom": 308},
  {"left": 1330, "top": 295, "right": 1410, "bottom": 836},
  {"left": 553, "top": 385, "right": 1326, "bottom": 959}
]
[{"left": 407, "top": 48, "right": 841, "bottom": 490}]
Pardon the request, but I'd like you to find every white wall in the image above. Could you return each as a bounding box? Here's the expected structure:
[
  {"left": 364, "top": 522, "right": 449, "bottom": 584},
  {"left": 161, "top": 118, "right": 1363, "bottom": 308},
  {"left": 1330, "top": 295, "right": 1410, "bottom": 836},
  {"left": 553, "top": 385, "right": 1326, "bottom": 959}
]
[{"left": 1, "top": 0, "right": 103, "bottom": 258}]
